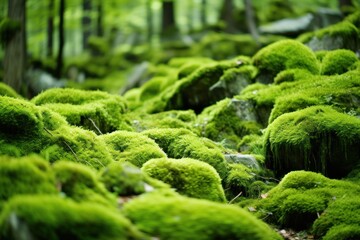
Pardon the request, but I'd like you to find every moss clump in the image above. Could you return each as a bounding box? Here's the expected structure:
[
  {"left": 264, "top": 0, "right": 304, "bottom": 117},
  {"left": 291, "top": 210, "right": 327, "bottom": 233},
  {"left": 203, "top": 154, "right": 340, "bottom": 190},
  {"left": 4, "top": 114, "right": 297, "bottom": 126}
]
[
  {"left": 0, "top": 195, "right": 146, "bottom": 240},
  {"left": 0, "top": 155, "right": 57, "bottom": 209},
  {"left": 224, "top": 163, "right": 255, "bottom": 200},
  {"left": 265, "top": 106, "right": 360, "bottom": 178},
  {"left": 322, "top": 224, "right": 360, "bottom": 240},
  {"left": 32, "top": 88, "right": 130, "bottom": 134},
  {"left": 197, "top": 98, "right": 262, "bottom": 149},
  {"left": 142, "top": 128, "right": 228, "bottom": 179},
  {"left": 98, "top": 130, "right": 166, "bottom": 167},
  {"left": 123, "top": 193, "right": 281, "bottom": 240},
  {"left": 321, "top": 49, "right": 359, "bottom": 75},
  {"left": 0, "top": 82, "right": 21, "bottom": 98},
  {"left": 100, "top": 161, "right": 169, "bottom": 196},
  {"left": 252, "top": 39, "right": 320, "bottom": 83},
  {"left": 53, "top": 161, "right": 114, "bottom": 206},
  {"left": 274, "top": 68, "right": 313, "bottom": 84},
  {"left": 142, "top": 158, "right": 226, "bottom": 202}
]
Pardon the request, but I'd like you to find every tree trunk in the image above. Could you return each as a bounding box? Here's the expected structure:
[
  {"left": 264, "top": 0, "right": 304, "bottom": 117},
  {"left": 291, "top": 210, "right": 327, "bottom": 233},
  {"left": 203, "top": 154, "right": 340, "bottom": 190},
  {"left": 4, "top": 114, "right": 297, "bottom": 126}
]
[
  {"left": 338, "top": 0, "right": 354, "bottom": 15},
  {"left": 220, "top": 0, "right": 236, "bottom": 33},
  {"left": 4, "top": 0, "right": 26, "bottom": 93},
  {"left": 161, "top": 0, "right": 177, "bottom": 37},
  {"left": 96, "top": 1, "right": 103, "bottom": 37},
  {"left": 82, "top": 0, "right": 92, "bottom": 49},
  {"left": 146, "top": 0, "right": 153, "bottom": 42},
  {"left": 47, "top": 0, "right": 54, "bottom": 57},
  {"left": 244, "top": 0, "right": 259, "bottom": 44},
  {"left": 56, "top": 0, "right": 65, "bottom": 78},
  {"left": 200, "top": 0, "right": 207, "bottom": 28}
]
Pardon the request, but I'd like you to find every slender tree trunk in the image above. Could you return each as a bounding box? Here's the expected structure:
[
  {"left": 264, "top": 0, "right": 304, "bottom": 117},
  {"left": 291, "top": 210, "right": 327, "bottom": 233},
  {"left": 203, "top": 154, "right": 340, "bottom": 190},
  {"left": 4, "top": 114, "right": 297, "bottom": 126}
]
[
  {"left": 47, "top": 0, "right": 54, "bottom": 57},
  {"left": 244, "top": 0, "right": 259, "bottom": 44},
  {"left": 338, "top": 0, "right": 354, "bottom": 15},
  {"left": 220, "top": 0, "right": 236, "bottom": 33},
  {"left": 82, "top": 0, "right": 92, "bottom": 49},
  {"left": 96, "top": 1, "right": 103, "bottom": 37},
  {"left": 187, "top": 0, "right": 194, "bottom": 33},
  {"left": 146, "top": 0, "right": 153, "bottom": 42},
  {"left": 4, "top": 0, "right": 26, "bottom": 93},
  {"left": 200, "top": 0, "right": 207, "bottom": 28},
  {"left": 56, "top": 0, "right": 65, "bottom": 78},
  {"left": 161, "top": 0, "right": 177, "bottom": 37}
]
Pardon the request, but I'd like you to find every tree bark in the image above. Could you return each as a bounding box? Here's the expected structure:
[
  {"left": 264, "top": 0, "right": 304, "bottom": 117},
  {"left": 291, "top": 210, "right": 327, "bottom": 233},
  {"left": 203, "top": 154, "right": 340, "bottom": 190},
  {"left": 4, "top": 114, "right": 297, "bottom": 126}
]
[
  {"left": 220, "top": 0, "right": 236, "bottom": 33},
  {"left": 161, "top": 0, "right": 177, "bottom": 37},
  {"left": 82, "top": 0, "right": 92, "bottom": 49},
  {"left": 4, "top": 0, "right": 26, "bottom": 93},
  {"left": 96, "top": 1, "right": 103, "bottom": 37},
  {"left": 56, "top": 0, "right": 65, "bottom": 78},
  {"left": 146, "top": 0, "right": 153, "bottom": 42},
  {"left": 47, "top": 0, "right": 54, "bottom": 57},
  {"left": 200, "top": 0, "right": 207, "bottom": 28},
  {"left": 244, "top": 0, "right": 259, "bottom": 44}
]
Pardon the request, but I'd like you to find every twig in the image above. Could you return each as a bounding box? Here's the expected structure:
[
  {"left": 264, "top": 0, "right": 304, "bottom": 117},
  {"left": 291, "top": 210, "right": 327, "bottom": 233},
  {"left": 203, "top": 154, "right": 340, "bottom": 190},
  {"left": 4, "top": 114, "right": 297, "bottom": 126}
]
[
  {"left": 228, "top": 191, "right": 242, "bottom": 204},
  {"left": 88, "top": 118, "right": 102, "bottom": 134}
]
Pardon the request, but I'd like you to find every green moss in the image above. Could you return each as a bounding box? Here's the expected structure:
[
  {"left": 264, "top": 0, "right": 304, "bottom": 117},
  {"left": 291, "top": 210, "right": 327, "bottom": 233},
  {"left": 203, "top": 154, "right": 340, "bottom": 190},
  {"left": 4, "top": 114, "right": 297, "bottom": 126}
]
[
  {"left": 321, "top": 49, "right": 359, "bottom": 75},
  {"left": 100, "top": 161, "right": 169, "bottom": 197},
  {"left": 0, "top": 195, "right": 146, "bottom": 240},
  {"left": 238, "top": 134, "right": 264, "bottom": 155},
  {"left": 322, "top": 224, "right": 360, "bottom": 240},
  {"left": 252, "top": 39, "right": 320, "bottom": 83},
  {"left": 0, "top": 82, "right": 21, "bottom": 98},
  {"left": 98, "top": 130, "right": 166, "bottom": 167},
  {"left": 142, "top": 128, "right": 229, "bottom": 179},
  {"left": 32, "top": 88, "right": 130, "bottom": 133},
  {"left": 123, "top": 193, "right": 282, "bottom": 240},
  {"left": 248, "top": 180, "right": 275, "bottom": 199},
  {"left": 224, "top": 163, "right": 255, "bottom": 200},
  {"left": 142, "top": 158, "right": 226, "bottom": 202},
  {"left": 167, "top": 57, "right": 215, "bottom": 68},
  {"left": 0, "top": 155, "right": 57, "bottom": 209},
  {"left": 274, "top": 68, "right": 313, "bottom": 84},
  {"left": 265, "top": 106, "right": 360, "bottom": 178},
  {"left": 53, "top": 161, "right": 114, "bottom": 206},
  {"left": 87, "top": 36, "right": 110, "bottom": 55}
]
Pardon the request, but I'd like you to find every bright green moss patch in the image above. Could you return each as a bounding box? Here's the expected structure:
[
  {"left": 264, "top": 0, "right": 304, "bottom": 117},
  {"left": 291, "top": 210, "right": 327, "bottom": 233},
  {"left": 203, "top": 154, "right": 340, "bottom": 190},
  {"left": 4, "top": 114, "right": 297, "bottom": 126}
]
[
  {"left": 322, "top": 224, "right": 360, "bottom": 240},
  {"left": 224, "top": 163, "right": 255, "bottom": 200},
  {"left": 0, "top": 82, "right": 21, "bottom": 98},
  {"left": 142, "top": 158, "right": 226, "bottom": 202},
  {"left": 252, "top": 39, "right": 320, "bottom": 83},
  {"left": 265, "top": 106, "right": 360, "bottom": 178},
  {"left": 142, "top": 128, "right": 228, "bottom": 179},
  {"left": 321, "top": 49, "right": 359, "bottom": 75},
  {"left": 100, "top": 161, "right": 169, "bottom": 196},
  {"left": 123, "top": 193, "right": 282, "bottom": 240},
  {"left": 32, "top": 88, "right": 130, "bottom": 133},
  {"left": 0, "top": 155, "right": 57, "bottom": 209},
  {"left": 98, "top": 130, "right": 166, "bottom": 167},
  {"left": 274, "top": 68, "right": 313, "bottom": 84},
  {"left": 0, "top": 195, "right": 146, "bottom": 240}
]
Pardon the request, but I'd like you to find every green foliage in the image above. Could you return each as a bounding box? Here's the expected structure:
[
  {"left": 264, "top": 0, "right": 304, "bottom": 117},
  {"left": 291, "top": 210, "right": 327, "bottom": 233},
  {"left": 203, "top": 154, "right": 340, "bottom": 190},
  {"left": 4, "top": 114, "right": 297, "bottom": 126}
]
[
  {"left": 0, "top": 195, "right": 146, "bottom": 240},
  {"left": 32, "top": 88, "right": 130, "bottom": 133},
  {"left": 142, "top": 158, "right": 226, "bottom": 202},
  {"left": 0, "top": 18, "right": 20, "bottom": 46},
  {"left": 0, "top": 83, "right": 21, "bottom": 98},
  {"left": 252, "top": 39, "right": 320, "bottom": 83},
  {"left": 100, "top": 161, "right": 169, "bottom": 196},
  {"left": 123, "top": 193, "right": 282, "bottom": 240},
  {"left": 142, "top": 128, "right": 229, "bottom": 179},
  {"left": 98, "top": 130, "right": 166, "bottom": 167},
  {"left": 265, "top": 106, "right": 360, "bottom": 178},
  {"left": 321, "top": 49, "right": 359, "bottom": 75}
]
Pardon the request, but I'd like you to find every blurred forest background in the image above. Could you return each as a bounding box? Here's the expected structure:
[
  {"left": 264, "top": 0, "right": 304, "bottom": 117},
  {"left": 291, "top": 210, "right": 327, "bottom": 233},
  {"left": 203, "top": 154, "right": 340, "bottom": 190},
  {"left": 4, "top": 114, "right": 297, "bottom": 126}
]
[{"left": 0, "top": 0, "right": 358, "bottom": 97}]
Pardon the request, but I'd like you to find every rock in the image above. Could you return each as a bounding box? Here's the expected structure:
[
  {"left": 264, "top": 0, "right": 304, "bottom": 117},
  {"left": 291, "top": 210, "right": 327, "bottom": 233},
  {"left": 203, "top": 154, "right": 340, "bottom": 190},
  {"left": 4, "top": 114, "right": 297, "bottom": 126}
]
[{"left": 224, "top": 153, "right": 260, "bottom": 170}]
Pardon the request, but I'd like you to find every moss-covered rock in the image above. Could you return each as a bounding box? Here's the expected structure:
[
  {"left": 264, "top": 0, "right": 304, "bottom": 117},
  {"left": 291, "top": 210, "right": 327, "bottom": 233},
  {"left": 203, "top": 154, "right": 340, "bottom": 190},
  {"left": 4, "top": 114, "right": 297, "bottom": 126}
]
[
  {"left": 142, "top": 128, "right": 229, "bottom": 179},
  {"left": 321, "top": 224, "right": 360, "bottom": 240},
  {"left": 98, "top": 130, "right": 166, "bottom": 167},
  {"left": 123, "top": 192, "right": 282, "bottom": 240},
  {"left": 320, "top": 49, "right": 359, "bottom": 75},
  {"left": 0, "top": 155, "right": 57, "bottom": 209},
  {"left": 273, "top": 68, "right": 313, "bottom": 84},
  {"left": 0, "top": 82, "right": 21, "bottom": 98},
  {"left": 0, "top": 195, "right": 146, "bottom": 240},
  {"left": 224, "top": 163, "right": 255, "bottom": 200},
  {"left": 32, "top": 88, "right": 130, "bottom": 133},
  {"left": 252, "top": 39, "right": 320, "bottom": 83},
  {"left": 100, "top": 161, "right": 169, "bottom": 196},
  {"left": 265, "top": 106, "right": 360, "bottom": 178},
  {"left": 142, "top": 158, "right": 226, "bottom": 202}
]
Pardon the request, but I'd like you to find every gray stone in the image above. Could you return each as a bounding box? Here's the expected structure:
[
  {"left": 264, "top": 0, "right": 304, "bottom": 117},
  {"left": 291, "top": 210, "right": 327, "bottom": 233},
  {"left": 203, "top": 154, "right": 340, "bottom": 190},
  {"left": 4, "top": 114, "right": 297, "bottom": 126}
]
[{"left": 224, "top": 153, "right": 260, "bottom": 170}]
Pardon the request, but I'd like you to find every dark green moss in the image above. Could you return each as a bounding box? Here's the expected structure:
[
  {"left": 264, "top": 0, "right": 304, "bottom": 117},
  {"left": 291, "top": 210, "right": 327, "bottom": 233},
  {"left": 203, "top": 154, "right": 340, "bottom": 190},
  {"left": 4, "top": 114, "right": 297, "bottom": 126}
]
[
  {"left": 142, "top": 158, "right": 226, "bottom": 202},
  {"left": 123, "top": 192, "right": 282, "bottom": 240},
  {"left": 321, "top": 49, "right": 359, "bottom": 75}
]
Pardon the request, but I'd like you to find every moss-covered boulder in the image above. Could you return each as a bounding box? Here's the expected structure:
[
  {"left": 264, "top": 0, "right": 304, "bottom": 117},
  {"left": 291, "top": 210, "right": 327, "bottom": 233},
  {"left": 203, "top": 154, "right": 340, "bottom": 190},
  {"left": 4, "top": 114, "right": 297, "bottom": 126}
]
[
  {"left": 98, "top": 130, "right": 166, "bottom": 167},
  {"left": 252, "top": 39, "right": 320, "bottom": 83},
  {"left": 320, "top": 49, "right": 359, "bottom": 75},
  {"left": 123, "top": 192, "right": 281, "bottom": 240},
  {"left": 32, "top": 88, "right": 130, "bottom": 133},
  {"left": 0, "top": 82, "right": 21, "bottom": 98},
  {"left": 224, "top": 163, "right": 256, "bottom": 200},
  {"left": 100, "top": 161, "right": 169, "bottom": 196},
  {"left": 0, "top": 155, "right": 57, "bottom": 209},
  {"left": 0, "top": 195, "right": 147, "bottom": 240},
  {"left": 264, "top": 106, "right": 360, "bottom": 178},
  {"left": 142, "top": 158, "right": 226, "bottom": 202},
  {"left": 142, "top": 128, "right": 228, "bottom": 179}
]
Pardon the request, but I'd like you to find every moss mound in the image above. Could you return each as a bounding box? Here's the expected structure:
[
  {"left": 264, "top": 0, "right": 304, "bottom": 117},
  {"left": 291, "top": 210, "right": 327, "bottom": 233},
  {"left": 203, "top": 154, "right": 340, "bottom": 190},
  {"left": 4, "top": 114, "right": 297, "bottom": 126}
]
[
  {"left": 0, "top": 195, "right": 146, "bottom": 240},
  {"left": 123, "top": 193, "right": 281, "bottom": 240},
  {"left": 142, "top": 158, "right": 226, "bottom": 202},
  {"left": 100, "top": 161, "right": 169, "bottom": 196},
  {"left": 321, "top": 49, "right": 359, "bottom": 75},
  {"left": 142, "top": 128, "right": 228, "bottom": 179},
  {"left": 265, "top": 106, "right": 360, "bottom": 178},
  {"left": 252, "top": 39, "right": 320, "bottom": 83},
  {"left": 98, "top": 130, "right": 166, "bottom": 167},
  {"left": 0, "top": 82, "right": 21, "bottom": 98},
  {"left": 32, "top": 88, "right": 129, "bottom": 133}
]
